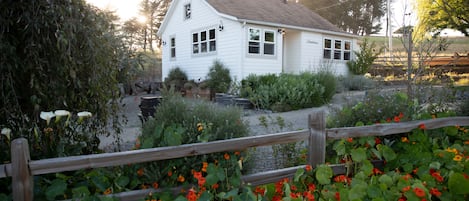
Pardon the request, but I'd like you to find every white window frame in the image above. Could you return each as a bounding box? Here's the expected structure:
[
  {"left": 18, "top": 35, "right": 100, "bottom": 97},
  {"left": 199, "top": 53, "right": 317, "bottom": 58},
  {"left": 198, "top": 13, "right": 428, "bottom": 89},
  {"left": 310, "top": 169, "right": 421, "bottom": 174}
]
[
  {"left": 184, "top": 3, "right": 191, "bottom": 20},
  {"left": 323, "top": 38, "right": 352, "bottom": 61},
  {"left": 170, "top": 36, "right": 176, "bottom": 59},
  {"left": 192, "top": 28, "right": 217, "bottom": 56},
  {"left": 247, "top": 27, "right": 276, "bottom": 56}
]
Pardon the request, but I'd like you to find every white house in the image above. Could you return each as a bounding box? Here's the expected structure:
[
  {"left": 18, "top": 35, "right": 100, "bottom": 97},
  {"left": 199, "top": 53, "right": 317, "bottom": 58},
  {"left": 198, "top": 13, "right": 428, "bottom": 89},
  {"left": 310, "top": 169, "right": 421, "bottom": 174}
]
[{"left": 157, "top": 0, "right": 359, "bottom": 81}]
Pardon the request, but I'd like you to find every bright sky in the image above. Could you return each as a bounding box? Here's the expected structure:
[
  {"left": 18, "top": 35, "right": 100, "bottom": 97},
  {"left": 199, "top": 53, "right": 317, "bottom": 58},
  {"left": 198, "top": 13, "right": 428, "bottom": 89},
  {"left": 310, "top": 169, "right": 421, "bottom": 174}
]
[{"left": 85, "top": 0, "right": 464, "bottom": 36}]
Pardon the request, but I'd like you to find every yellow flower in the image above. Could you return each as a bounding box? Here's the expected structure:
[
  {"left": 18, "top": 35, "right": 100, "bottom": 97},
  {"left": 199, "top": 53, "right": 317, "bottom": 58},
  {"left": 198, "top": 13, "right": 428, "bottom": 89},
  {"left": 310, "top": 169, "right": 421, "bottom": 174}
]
[
  {"left": 401, "top": 137, "right": 409, "bottom": 143},
  {"left": 446, "top": 148, "right": 458, "bottom": 154},
  {"left": 197, "top": 123, "right": 203, "bottom": 132},
  {"left": 453, "top": 155, "right": 463, "bottom": 162},
  {"left": 103, "top": 188, "right": 112, "bottom": 195},
  {"left": 177, "top": 175, "right": 185, "bottom": 182}
]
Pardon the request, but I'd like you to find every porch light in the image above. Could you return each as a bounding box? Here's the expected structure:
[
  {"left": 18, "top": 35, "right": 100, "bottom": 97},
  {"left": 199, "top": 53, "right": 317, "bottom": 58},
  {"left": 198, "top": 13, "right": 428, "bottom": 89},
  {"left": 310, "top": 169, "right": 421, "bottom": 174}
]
[{"left": 219, "top": 20, "right": 224, "bottom": 31}]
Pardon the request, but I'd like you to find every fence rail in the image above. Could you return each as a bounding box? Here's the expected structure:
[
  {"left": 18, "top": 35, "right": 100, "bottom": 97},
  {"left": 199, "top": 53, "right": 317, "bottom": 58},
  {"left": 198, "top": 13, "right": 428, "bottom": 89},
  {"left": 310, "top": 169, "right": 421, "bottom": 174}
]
[{"left": 1, "top": 111, "right": 468, "bottom": 201}]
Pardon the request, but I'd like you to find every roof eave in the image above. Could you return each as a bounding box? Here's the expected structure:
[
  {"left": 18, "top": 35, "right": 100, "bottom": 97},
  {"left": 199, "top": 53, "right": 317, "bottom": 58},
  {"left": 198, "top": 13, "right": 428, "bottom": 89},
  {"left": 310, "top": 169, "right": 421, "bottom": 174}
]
[{"left": 238, "top": 19, "right": 357, "bottom": 38}]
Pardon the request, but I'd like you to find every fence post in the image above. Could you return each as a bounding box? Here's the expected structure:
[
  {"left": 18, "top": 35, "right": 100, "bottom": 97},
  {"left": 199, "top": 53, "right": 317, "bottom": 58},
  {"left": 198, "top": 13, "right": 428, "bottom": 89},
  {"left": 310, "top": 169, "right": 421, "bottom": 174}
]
[
  {"left": 308, "top": 111, "right": 326, "bottom": 168},
  {"left": 12, "top": 138, "right": 33, "bottom": 201}
]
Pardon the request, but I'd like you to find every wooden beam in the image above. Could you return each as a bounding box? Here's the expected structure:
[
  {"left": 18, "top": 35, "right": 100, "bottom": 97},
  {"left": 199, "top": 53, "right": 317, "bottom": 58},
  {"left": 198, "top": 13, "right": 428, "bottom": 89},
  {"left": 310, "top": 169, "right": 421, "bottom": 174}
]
[
  {"left": 326, "top": 117, "right": 469, "bottom": 139},
  {"left": 308, "top": 111, "right": 326, "bottom": 167},
  {"left": 11, "top": 138, "right": 33, "bottom": 201},
  {"left": 29, "top": 130, "right": 309, "bottom": 175}
]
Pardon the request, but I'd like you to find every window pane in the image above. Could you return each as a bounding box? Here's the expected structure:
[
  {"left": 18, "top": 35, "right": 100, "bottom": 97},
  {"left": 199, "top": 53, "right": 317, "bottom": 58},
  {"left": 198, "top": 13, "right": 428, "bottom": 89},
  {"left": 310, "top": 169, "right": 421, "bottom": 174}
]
[
  {"left": 193, "top": 33, "right": 198, "bottom": 42},
  {"left": 323, "top": 49, "right": 331, "bottom": 59},
  {"left": 324, "top": 39, "right": 331, "bottom": 48},
  {"left": 171, "top": 48, "right": 176, "bottom": 58},
  {"left": 334, "top": 50, "right": 341, "bottom": 59},
  {"left": 265, "top": 31, "right": 274, "bottom": 42},
  {"left": 171, "top": 38, "right": 175, "bottom": 47},
  {"left": 209, "top": 41, "right": 216, "bottom": 51},
  {"left": 193, "top": 44, "right": 199, "bottom": 54},
  {"left": 264, "top": 43, "right": 274, "bottom": 55},
  {"left": 343, "top": 51, "right": 350, "bottom": 60},
  {"left": 201, "top": 31, "right": 206, "bottom": 41},
  {"left": 201, "top": 42, "right": 207, "bottom": 52},
  {"left": 209, "top": 29, "right": 215, "bottom": 39},
  {"left": 249, "top": 42, "right": 260, "bottom": 54},
  {"left": 335, "top": 40, "right": 342, "bottom": 49},
  {"left": 249, "top": 29, "right": 260, "bottom": 41},
  {"left": 344, "top": 41, "right": 351, "bottom": 50}
]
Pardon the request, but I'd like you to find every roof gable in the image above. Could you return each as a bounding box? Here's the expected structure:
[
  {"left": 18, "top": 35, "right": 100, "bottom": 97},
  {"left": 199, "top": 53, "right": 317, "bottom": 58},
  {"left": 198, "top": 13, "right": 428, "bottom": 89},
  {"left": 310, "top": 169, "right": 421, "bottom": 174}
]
[{"left": 205, "top": 0, "right": 345, "bottom": 33}]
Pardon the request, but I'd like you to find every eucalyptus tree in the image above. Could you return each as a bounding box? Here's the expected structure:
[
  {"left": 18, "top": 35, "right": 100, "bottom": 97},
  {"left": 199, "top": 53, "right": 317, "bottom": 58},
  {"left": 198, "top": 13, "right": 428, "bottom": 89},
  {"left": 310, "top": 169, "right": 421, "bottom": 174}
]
[
  {"left": 299, "top": 0, "right": 386, "bottom": 35},
  {"left": 0, "top": 0, "right": 125, "bottom": 155},
  {"left": 138, "top": 0, "right": 172, "bottom": 52}
]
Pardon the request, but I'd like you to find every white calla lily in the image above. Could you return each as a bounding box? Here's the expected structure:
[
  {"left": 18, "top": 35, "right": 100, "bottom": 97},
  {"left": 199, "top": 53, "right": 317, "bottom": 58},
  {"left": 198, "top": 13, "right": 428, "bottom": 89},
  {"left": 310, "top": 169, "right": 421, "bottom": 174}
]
[
  {"left": 77, "top": 111, "right": 92, "bottom": 118},
  {"left": 1, "top": 128, "right": 11, "bottom": 140},
  {"left": 54, "top": 110, "right": 71, "bottom": 117},
  {"left": 40, "top": 111, "right": 56, "bottom": 125}
]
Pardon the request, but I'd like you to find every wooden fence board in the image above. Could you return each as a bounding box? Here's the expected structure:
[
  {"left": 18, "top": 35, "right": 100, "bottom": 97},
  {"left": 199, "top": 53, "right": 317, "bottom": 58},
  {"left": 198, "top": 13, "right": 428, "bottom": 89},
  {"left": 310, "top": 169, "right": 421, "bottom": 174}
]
[
  {"left": 326, "top": 117, "right": 469, "bottom": 139},
  {"left": 29, "top": 130, "right": 310, "bottom": 176}
]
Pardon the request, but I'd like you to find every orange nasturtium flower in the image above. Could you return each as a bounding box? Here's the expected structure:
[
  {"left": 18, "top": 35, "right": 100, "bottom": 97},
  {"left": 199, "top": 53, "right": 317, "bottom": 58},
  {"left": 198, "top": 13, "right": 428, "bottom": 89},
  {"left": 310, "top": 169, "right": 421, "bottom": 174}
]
[
  {"left": 103, "top": 188, "right": 112, "bottom": 195},
  {"left": 454, "top": 154, "right": 463, "bottom": 161},
  {"left": 137, "top": 168, "right": 144, "bottom": 177},
  {"left": 430, "top": 188, "right": 442, "bottom": 197},
  {"left": 177, "top": 175, "right": 185, "bottom": 182},
  {"left": 413, "top": 187, "right": 425, "bottom": 197},
  {"left": 197, "top": 123, "right": 203, "bottom": 132},
  {"left": 152, "top": 182, "right": 159, "bottom": 189},
  {"left": 202, "top": 162, "right": 208, "bottom": 172},
  {"left": 401, "top": 137, "right": 409, "bottom": 143},
  {"left": 418, "top": 123, "right": 426, "bottom": 130},
  {"left": 224, "top": 153, "right": 230, "bottom": 160},
  {"left": 402, "top": 186, "right": 411, "bottom": 192},
  {"left": 347, "top": 138, "right": 353, "bottom": 143},
  {"left": 305, "top": 165, "right": 312, "bottom": 172}
]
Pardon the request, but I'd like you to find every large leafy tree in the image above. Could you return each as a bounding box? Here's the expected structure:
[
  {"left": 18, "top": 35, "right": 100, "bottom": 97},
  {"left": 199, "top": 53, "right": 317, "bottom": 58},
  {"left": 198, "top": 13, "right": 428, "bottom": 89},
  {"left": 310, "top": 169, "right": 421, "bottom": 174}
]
[
  {"left": 299, "top": 0, "right": 386, "bottom": 35},
  {"left": 415, "top": 0, "right": 469, "bottom": 37},
  {"left": 0, "top": 0, "right": 124, "bottom": 141}
]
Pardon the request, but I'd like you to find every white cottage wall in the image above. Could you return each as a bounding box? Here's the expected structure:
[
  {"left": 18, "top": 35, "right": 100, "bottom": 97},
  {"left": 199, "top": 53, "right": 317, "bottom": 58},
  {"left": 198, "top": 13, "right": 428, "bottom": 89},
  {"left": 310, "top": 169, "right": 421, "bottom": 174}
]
[
  {"left": 241, "top": 24, "right": 283, "bottom": 78},
  {"left": 161, "top": 0, "right": 244, "bottom": 81}
]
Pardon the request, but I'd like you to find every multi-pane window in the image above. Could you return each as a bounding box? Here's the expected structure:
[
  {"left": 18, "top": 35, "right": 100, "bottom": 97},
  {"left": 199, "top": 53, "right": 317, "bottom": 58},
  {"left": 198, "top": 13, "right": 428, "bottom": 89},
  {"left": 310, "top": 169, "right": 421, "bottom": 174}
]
[
  {"left": 323, "top": 38, "right": 351, "bottom": 61},
  {"left": 248, "top": 28, "right": 275, "bottom": 55},
  {"left": 192, "top": 28, "right": 216, "bottom": 55},
  {"left": 184, "top": 4, "right": 191, "bottom": 20},
  {"left": 170, "top": 37, "right": 176, "bottom": 58}
]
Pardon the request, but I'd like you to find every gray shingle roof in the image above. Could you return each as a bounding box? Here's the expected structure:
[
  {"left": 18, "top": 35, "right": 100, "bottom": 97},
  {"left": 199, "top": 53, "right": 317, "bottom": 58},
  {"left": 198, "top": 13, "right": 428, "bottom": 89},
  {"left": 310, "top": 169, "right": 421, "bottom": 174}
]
[{"left": 205, "top": 0, "right": 345, "bottom": 33}]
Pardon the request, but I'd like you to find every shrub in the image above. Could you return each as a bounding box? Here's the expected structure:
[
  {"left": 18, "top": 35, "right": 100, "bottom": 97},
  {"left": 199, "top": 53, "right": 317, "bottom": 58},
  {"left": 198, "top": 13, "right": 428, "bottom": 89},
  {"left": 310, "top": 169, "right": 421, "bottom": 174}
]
[
  {"left": 139, "top": 94, "right": 249, "bottom": 187},
  {"left": 206, "top": 60, "right": 232, "bottom": 94},
  {"left": 327, "top": 91, "right": 410, "bottom": 128},
  {"left": 314, "top": 70, "right": 338, "bottom": 102},
  {"left": 165, "top": 67, "right": 188, "bottom": 91},
  {"left": 346, "top": 38, "right": 382, "bottom": 75},
  {"left": 339, "top": 74, "right": 376, "bottom": 91}
]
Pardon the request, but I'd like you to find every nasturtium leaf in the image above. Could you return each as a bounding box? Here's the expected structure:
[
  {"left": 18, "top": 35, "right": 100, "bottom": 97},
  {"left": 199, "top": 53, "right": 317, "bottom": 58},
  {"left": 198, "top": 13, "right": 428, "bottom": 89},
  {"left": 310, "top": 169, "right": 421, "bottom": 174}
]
[
  {"left": 294, "top": 168, "right": 304, "bottom": 182},
  {"left": 371, "top": 148, "right": 382, "bottom": 160},
  {"left": 349, "top": 183, "right": 367, "bottom": 200},
  {"left": 351, "top": 147, "right": 367, "bottom": 162},
  {"left": 198, "top": 191, "right": 213, "bottom": 201},
  {"left": 72, "top": 186, "right": 90, "bottom": 198},
  {"left": 229, "top": 176, "right": 241, "bottom": 187},
  {"left": 378, "top": 174, "right": 393, "bottom": 187},
  {"left": 444, "top": 127, "right": 458, "bottom": 136},
  {"left": 223, "top": 189, "right": 240, "bottom": 199},
  {"left": 205, "top": 173, "right": 218, "bottom": 186},
  {"left": 367, "top": 185, "right": 382, "bottom": 198},
  {"left": 46, "top": 179, "right": 67, "bottom": 201},
  {"left": 316, "top": 164, "right": 333, "bottom": 185},
  {"left": 381, "top": 145, "right": 396, "bottom": 161},
  {"left": 402, "top": 163, "right": 413, "bottom": 173},
  {"left": 164, "top": 129, "right": 182, "bottom": 146},
  {"left": 372, "top": 198, "right": 385, "bottom": 201},
  {"left": 429, "top": 161, "right": 441, "bottom": 170},
  {"left": 91, "top": 175, "right": 110, "bottom": 191},
  {"left": 448, "top": 173, "right": 469, "bottom": 194},
  {"left": 360, "top": 160, "right": 373, "bottom": 175},
  {"left": 115, "top": 175, "right": 130, "bottom": 188},
  {"left": 334, "top": 140, "right": 347, "bottom": 155},
  {"left": 174, "top": 195, "right": 187, "bottom": 201}
]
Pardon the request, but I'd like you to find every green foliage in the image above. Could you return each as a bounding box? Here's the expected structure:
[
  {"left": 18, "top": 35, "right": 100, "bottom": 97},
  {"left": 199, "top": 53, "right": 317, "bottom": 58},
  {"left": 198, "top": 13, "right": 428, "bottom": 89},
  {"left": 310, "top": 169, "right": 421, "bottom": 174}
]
[
  {"left": 338, "top": 74, "right": 376, "bottom": 91},
  {"left": 139, "top": 94, "right": 249, "bottom": 187},
  {"left": 241, "top": 72, "right": 337, "bottom": 111},
  {"left": 415, "top": 0, "right": 469, "bottom": 37},
  {"left": 347, "top": 38, "right": 382, "bottom": 75},
  {"left": 165, "top": 67, "right": 188, "bottom": 91},
  {"left": 327, "top": 91, "right": 410, "bottom": 127},
  {"left": 0, "top": 0, "right": 123, "bottom": 158},
  {"left": 206, "top": 60, "right": 232, "bottom": 93}
]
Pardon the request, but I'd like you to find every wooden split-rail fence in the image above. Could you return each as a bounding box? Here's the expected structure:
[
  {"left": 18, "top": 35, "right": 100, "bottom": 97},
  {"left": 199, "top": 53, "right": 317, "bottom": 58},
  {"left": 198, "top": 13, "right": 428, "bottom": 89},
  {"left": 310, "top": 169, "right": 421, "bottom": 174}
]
[{"left": 1, "top": 111, "right": 468, "bottom": 201}]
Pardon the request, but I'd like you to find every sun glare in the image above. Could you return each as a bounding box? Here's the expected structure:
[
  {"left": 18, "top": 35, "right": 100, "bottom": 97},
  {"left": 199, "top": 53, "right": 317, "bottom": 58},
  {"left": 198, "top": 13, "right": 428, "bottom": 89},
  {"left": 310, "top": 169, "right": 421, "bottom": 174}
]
[{"left": 86, "top": 0, "right": 143, "bottom": 21}]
